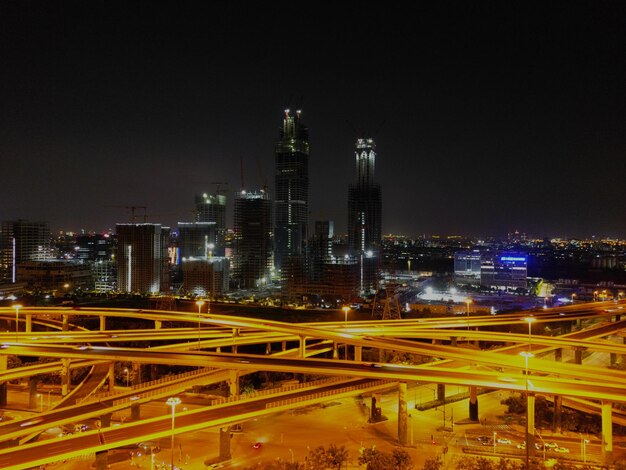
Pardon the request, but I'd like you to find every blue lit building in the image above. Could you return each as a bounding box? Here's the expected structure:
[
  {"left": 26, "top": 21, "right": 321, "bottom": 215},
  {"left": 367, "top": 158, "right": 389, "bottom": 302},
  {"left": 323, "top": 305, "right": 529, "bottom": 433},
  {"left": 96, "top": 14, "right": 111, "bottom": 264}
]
[{"left": 480, "top": 253, "right": 528, "bottom": 289}]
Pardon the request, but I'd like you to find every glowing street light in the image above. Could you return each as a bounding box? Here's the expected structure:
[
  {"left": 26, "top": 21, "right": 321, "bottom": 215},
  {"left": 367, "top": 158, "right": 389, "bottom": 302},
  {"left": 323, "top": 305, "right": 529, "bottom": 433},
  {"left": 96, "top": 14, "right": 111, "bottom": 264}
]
[
  {"left": 520, "top": 351, "right": 534, "bottom": 469},
  {"left": 37, "top": 393, "right": 43, "bottom": 412},
  {"left": 196, "top": 300, "right": 205, "bottom": 348},
  {"left": 465, "top": 298, "right": 472, "bottom": 331},
  {"left": 166, "top": 397, "right": 182, "bottom": 470},
  {"left": 13, "top": 304, "right": 22, "bottom": 342},
  {"left": 571, "top": 293, "right": 576, "bottom": 304},
  {"left": 342, "top": 306, "right": 350, "bottom": 328},
  {"left": 123, "top": 368, "right": 130, "bottom": 388},
  {"left": 522, "top": 317, "right": 536, "bottom": 352}
]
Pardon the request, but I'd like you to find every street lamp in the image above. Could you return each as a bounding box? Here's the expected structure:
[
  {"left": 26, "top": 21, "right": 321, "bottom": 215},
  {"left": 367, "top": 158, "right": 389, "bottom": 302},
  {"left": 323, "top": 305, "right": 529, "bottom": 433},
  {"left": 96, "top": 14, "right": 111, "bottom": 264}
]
[
  {"left": 520, "top": 351, "right": 534, "bottom": 469},
  {"left": 196, "top": 300, "right": 205, "bottom": 348},
  {"left": 522, "top": 317, "right": 536, "bottom": 352},
  {"left": 342, "top": 306, "right": 350, "bottom": 328},
  {"left": 493, "top": 431, "right": 497, "bottom": 455},
  {"left": 166, "top": 397, "right": 182, "bottom": 470},
  {"left": 581, "top": 434, "right": 589, "bottom": 463},
  {"left": 123, "top": 368, "right": 129, "bottom": 388},
  {"left": 37, "top": 393, "right": 43, "bottom": 412},
  {"left": 465, "top": 298, "right": 472, "bottom": 331},
  {"left": 571, "top": 293, "right": 576, "bottom": 304},
  {"left": 13, "top": 304, "right": 22, "bottom": 342}
]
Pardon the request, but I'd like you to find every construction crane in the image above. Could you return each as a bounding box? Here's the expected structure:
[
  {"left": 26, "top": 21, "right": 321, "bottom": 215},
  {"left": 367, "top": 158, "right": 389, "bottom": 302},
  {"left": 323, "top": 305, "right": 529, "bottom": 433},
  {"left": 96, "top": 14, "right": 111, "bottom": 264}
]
[
  {"left": 209, "top": 182, "right": 229, "bottom": 194},
  {"left": 109, "top": 206, "right": 147, "bottom": 223}
]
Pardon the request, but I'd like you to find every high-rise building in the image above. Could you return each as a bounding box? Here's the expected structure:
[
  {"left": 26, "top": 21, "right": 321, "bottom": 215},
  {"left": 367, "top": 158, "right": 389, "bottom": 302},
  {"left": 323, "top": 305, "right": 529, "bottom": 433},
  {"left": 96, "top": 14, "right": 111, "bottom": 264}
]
[
  {"left": 115, "top": 224, "right": 170, "bottom": 294},
  {"left": 347, "top": 138, "right": 382, "bottom": 294},
  {"left": 454, "top": 250, "right": 482, "bottom": 285},
  {"left": 274, "top": 109, "right": 309, "bottom": 272},
  {"left": 0, "top": 220, "right": 51, "bottom": 283},
  {"left": 480, "top": 253, "right": 528, "bottom": 290},
  {"left": 181, "top": 257, "right": 229, "bottom": 297},
  {"left": 195, "top": 192, "right": 226, "bottom": 256},
  {"left": 177, "top": 222, "right": 218, "bottom": 260},
  {"left": 233, "top": 189, "right": 273, "bottom": 289}
]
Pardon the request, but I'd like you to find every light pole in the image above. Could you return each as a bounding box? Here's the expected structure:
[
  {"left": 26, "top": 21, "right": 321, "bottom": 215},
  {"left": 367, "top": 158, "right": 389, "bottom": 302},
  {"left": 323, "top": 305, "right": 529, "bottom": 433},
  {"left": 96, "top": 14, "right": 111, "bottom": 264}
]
[
  {"left": 465, "top": 298, "right": 472, "bottom": 331},
  {"left": 523, "top": 317, "right": 536, "bottom": 352},
  {"left": 37, "top": 393, "right": 43, "bottom": 412},
  {"left": 196, "top": 300, "right": 205, "bottom": 348},
  {"left": 342, "top": 306, "right": 350, "bottom": 328},
  {"left": 167, "top": 397, "right": 181, "bottom": 470},
  {"left": 520, "top": 351, "right": 534, "bottom": 470},
  {"left": 289, "top": 448, "right": 294, "bottom": 463},
  {"left": 581, "top": 435, "right": 588, "bottom": 463},
  {"left": 571, "top": 293, "right": 576, "bottom": 304},
  {"left": 13, "top": 304, "right": 22, "bottom": 342},
  {"left": 493, "top": 431, "right": 496, "bottom": 455},
  {"left": 123, "top": 368, "right": 129, "bottom": 388}
]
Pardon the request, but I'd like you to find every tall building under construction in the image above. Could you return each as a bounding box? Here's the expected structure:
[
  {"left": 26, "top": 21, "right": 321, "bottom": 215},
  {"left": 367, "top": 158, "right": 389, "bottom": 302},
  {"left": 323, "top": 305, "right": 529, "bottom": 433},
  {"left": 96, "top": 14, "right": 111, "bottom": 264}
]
[{"left": 348, "top": 138, "right": 382, "bottom": 294}]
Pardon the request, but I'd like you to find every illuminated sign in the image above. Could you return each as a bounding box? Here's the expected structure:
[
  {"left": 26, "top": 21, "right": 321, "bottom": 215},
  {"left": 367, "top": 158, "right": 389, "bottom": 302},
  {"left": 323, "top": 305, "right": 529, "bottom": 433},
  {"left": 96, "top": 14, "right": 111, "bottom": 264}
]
[{"left": 500, "top": 256, "right": 526, "bottom": 262}]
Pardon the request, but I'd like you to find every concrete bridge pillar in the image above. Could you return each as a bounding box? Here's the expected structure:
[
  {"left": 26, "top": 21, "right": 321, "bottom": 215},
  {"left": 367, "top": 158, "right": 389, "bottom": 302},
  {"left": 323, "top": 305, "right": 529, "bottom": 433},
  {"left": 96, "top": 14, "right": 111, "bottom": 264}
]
[
  {"left": 574, "top": 347, "right": 584, "bottom": 364},
  {"left": 99, "top": 315, "right": 106, "bottom": 332},
  {"left": 554, "top": 348, "right": 562, "bottom": 362},
  {"left": 100, "top": 412, "right": 112, "bottom": 428},
  {"left": 527, "top": 394, "right": 536, "bottom": 456},
  {"left": 265, "top": 343, "right": 272, "bottom": 354},
  {"left": 332, "top": 343, "right": 339, "bottom": 359},
  {"left": 131, "top": 403, "right": 140, "bottom": 420},
  {"left": 437, "top": 383, "right": 445, "bottom": 402},
  {"left": 28, "top": 378, "right": 38, "bottom": 409},
  {"left": 282, "top": 340, "right": 287, "bottom": 351},
  {"left": 61, "top": 358, "right": 70, "bottom": 396},
  {"left": 25, "top": 313, "right": 32, "bottom": 333},
  {"left": 0, "top": 354, "right": 7, "bottom": 406},
  {"left": 610, "top": 352, "right": 618, "bottom": 367},
  {"left": 219, "top": 426, "right": 232, "bottom": 460},
  {"left": 469, "top": 385, "right": 478, "bottom": 422},
  {"left": 229, "top": 370, "right": 240, "bottom": 398},
  {"left": 354, "top": 345, "right": 362, "bottom": 362},
  {"left": 602, "top": 401, "right": 613, "bottom": 464},
  {"left": 132, "top": 362, "right": 141, "bottom": 386},
  {"left": 154, "top": 320, "right": 162, "bottom": 330},
  {"left": 62, "top": 314, "right": 69, "bottom": 331},
  {"left": 450, "top": 336, "right": 457, "bottom": 347},
  {"left": 298, "top": 336, "right": 306, "bottom": 358},
  {"left": 95, "top": 451, "right": 108, "bottom": 470},
  {"left": 398, "top": 382, "right": 408, "bottom": 445},
  {"left": 552, "top": 395, "right": 562, "bottom": 433}
]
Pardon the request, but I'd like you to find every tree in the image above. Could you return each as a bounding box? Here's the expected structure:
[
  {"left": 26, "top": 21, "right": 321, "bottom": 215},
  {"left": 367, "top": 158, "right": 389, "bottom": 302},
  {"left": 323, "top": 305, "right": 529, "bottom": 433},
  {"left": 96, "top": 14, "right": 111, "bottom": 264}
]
[
  {"left": 421, "top": 457, "right": 442, "bottom": 470},
  {"left": 307, "top": 446, "right": 328, "bottom": 469},
  {"left": 392, "top": 448, "right": 412, "bottom": 470},
  {"left": 326, "top": 444, "right": 349, "bottom": 470}
]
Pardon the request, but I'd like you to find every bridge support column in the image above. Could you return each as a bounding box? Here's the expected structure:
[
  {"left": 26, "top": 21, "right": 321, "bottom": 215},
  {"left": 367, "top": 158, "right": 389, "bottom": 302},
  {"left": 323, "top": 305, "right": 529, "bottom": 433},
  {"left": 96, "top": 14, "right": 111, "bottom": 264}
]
[
  {"left": 132, "top": 362, "right": 141, "bottom": 386},
  {"left": 25, "top": 313, "right": 32, "bottom": 332},
  {"left": 398, "top": 382, "right": 408, "bottom": 445},
  {"left": 552, "top": 395, "right": 562, "bottom": 433},
  {"left": 219, "top": 426, "right": 232, "bottom": 460},
  {"left": 61, "top": 358, "right": 70, "bottom": 396},
  {"left": 450, "top": 336, "right": 457, "bottom": 347},
  {"left": 574, "top": 347, "right": 584, "bottom": 364},
  {"left": 602, "top": 401, "right": 613, "bottom": 464},
  {"left": 610, "top": 352, "right": 618, "bottom": 367},
  {"left": 282, "top": 341, "right": 287, "bottom": 351},
  {"left": 468, "top": 386, "right": 478, "bottom": 422},
  {"left": 437, "top": 383, "right": 445, "bottom": 402},
  {"left": 554, "top": 348, "right": 562, "bottom": 361},
  {"left": 100, "top": 412, "right": 112, "bottom": 428},
  {"left": 154, "top": 320, "right": 162, "bottom": 330},
  {"left": 28, "top": 378, "right": 38, "bottom": 409},
  {"left": 95, "top": 451, "right": 108, "bottom": 470},
  {"left": 298, "top": 336, "right": 306, "bottom": 358},
  {"left": 527, "top": 394, "right": 536, "bottom": 456},
  {"left": 62, "top": 314, "right": 69, "bottom": 331},
  {"left": 229, "top": 370, "right": 240, "bottom": 398},
  {"left": 332, "top": 343, "right": 339, "bottom": 359},
  {"left": 265, "top": 343, "right": 271, "bottom": 354},
  {"left": 99, "top": 315, "right": 106, "bottom": 331},
  {"left": 131, "top": 403, "right": 140, "bottom": 420},
  {"left": 354, "top": 345, "right": 362, "bottom": 362},
  {"left": 0, "top": 355, "right": 7, "bottom": 406}
]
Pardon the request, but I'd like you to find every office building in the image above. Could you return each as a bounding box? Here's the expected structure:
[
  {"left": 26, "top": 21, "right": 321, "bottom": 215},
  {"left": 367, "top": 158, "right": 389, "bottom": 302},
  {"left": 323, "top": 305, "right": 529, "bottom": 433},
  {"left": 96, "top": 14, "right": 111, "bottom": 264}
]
[
  {"left": 274, "top": 109, "right": 309, "bottom": 272},
  {"left": 0, "top": 220, "right": 51, "bottom": 283},
  {"left": 115, "top": 224, "right": 170, "bottom": 294},
  {"left": 195, "top": 192, "right": 226, "bottom": 256},
  {"left": 347, "top": 138, "right": 382, "bottom": 294},
  {"left": 480, "top": 253, "right": 528, "bottom": 290},
  {"left": 232, "top": 189, "right": 273, "bottom": 289},
  {"left": 181, "top": 257, "right": 229, "bottom": 297},
  {"left": 454, "top": 250, "right": 482, "bottom": 285},
  {"left": 178, "top": 222, "right": 218, "bottom": 260}
]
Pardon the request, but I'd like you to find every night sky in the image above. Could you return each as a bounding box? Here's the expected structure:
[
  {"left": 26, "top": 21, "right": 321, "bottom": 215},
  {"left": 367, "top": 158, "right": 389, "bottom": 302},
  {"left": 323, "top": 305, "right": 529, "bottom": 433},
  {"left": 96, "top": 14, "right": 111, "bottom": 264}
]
[{"left": 1, "top": 2, "right": 625, "bottom": 238}]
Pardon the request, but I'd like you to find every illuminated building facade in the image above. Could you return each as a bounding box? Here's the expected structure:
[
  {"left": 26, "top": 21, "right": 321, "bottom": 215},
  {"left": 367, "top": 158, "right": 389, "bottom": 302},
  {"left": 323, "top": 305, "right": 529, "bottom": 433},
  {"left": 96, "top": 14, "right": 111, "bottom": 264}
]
[
  {"left": 480, "top": 253, "right": 528, "bottom": 289},
  {"left": 177, "top": 222, "right": 218, "bottom": 260},
  {"left": 454, "top": 250, "right": 482, "bottom": 285},
  {"left": 181, "top": 257, "right": 229, "bottom": 297},
  {"left": 195, "top": 192, "right": 226, "bottom": 256},
  {"left": 115, "top": 224, "right": 170, "bottom": 294},
  {"left": 274, "top": 109, "right": 309, "bottom": 272},
  {"left": 0, "top": 219, "right": 51, "bottom": 283},
  {"left": 233, "top": 189, "right": 273, "bottom": 289},
  {"left": 347, "top": 138, "right": 382, "bottom": 294}
]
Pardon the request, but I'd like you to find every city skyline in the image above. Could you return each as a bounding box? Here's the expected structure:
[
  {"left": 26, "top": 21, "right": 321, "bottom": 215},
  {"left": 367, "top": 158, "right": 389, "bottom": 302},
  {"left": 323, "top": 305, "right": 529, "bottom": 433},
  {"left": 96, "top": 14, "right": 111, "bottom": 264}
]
[{"left": 1, "top": 3, "right": 625, "bottom": 238}]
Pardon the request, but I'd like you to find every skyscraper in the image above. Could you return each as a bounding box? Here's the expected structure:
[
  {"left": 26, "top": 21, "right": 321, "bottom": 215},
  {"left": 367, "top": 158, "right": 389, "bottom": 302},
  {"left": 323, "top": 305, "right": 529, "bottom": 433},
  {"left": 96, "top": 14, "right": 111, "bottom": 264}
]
[
  {"left": 233, "top": 189, "right": 273, "bottom": 289},
  {"left": 195, "top": 192, "right": 226, "bottom": 256},
  {"left": 274, "top": 109, "right": 309, "bottom": 272},
  {"left": 348, "top": 138, "right": 382, "bottom": 294},
  {"left": 0, "top": 220, "right": 51, "bottom": 283},
  {"left": 116, "top": 224, "right": 170, "bottom": 294}
]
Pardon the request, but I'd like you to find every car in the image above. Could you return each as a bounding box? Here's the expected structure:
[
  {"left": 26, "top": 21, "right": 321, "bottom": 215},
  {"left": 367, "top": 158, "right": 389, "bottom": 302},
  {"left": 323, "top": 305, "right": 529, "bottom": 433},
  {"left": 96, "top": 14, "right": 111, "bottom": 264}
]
[
  {"left": 476, "top": 436, "right": 490, "bottom": 442},
  {"left": 544, "top": 442, "right": 559, "bottom": 449},
  {"left": 517, "top": 442, "right": 526, "bottom": 450},
  {"left": 252, "top": 442, "right": 262, "bottom": 449},
  {"left": 554, "top": 447, "right": 570, "bottom": 453},
  {"left": 497, "top": 438, "right": 512, "bottom": 444}
]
